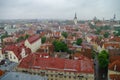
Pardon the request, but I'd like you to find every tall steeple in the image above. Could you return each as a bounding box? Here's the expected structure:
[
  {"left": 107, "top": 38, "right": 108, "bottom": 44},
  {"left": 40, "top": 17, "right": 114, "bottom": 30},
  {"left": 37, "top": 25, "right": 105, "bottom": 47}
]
[
  {"left": 74, "top": 13, "right": 77, "bottom": 19},
  {"left": 113, "top": 14, "right": 116, "bottom": 20},
  {"left": 74, "top": 12, "right": 77, "bottom": 25}
]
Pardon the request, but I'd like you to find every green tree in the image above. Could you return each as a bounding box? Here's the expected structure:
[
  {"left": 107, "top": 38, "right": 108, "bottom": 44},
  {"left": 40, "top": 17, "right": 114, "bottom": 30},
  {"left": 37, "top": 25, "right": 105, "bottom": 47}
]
[
  {"left": 92, "top": 50, "right": 96, "bottom": 59},
  {"left": 16, "top": 36, "right": 24, "bottom": 42},
  {"left": 16, "top": 34, "right": 30, "bottom": 42},
  {"left": 104, "top": 32, "right": 109, "bottom": 38},
  {"left": 1, "top": 32, "right": 8, "bottom": 42},
  {"left": 53, "top": 40, "right": 68, "bottom": 52},
  {"left": 98, "top": 50, "right": 109, "bottom": 80},
  {"left": 41, "top": 36, "right": 46, "bottom": 44},
  {"left": 76, "top": 38, "right": 82, "bottom": 45},
  {"left": 95, "top": 28, "right": 101, "bottom": 35},
  {"left": 24, "top": 34, "right": 30, "bottom": 39},
  {"left": 62, "top": 32, "right": 68, "bottom": 38},
  {"left": 114, "top": 29, "right": 120, "bottom": 36},
  {"left": 98, "top": 50, "right": 109, "bottom": 68}
]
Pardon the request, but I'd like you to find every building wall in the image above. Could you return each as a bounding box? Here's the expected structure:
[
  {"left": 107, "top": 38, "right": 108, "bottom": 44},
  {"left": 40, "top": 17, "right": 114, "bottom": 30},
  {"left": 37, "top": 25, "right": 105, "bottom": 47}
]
[
  {"left": 6, "top": 51, "right": 18, "bottom": 63},
  {"left": 16, "top": 68, "right": 94, "bottom": 80},
  {"left": 0, "top": 49, "right": 3, "bottom": 61},
  {"left": 108, "top": 70, "right": 120, "bottom": 80},
  {"left": 86, "top": 37, "right": 91, "bottom": 43},
  {"left": 74, "top": 19, "right": 77, "bottom": 25},
  {"left": 108, "top": 70, "right": 120, "bottom": 75},
  {"left": 25, "top": 39, "right": 41, "bottom": 52},
  {"left": 20, "top": 48, "right": 26, "bottom": 58}
]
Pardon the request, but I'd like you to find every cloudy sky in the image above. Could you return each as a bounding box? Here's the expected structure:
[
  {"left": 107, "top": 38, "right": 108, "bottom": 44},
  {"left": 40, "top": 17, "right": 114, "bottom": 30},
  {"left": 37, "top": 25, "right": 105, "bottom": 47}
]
[{"left": 0, "top": 0, "right": 120, "bottom": 20}]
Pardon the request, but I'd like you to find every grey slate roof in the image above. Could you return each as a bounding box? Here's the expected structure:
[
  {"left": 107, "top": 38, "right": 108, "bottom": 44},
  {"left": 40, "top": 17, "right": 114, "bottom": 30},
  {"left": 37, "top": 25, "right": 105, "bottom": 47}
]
[{"left": 0, "top": 72, "right": 47, "bottom": 80}]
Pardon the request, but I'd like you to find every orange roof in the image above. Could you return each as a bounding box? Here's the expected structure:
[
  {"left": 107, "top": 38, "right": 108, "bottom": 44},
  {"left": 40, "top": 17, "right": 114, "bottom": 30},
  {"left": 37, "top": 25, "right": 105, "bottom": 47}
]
[
  {"left": 104, "top": 43, "right": 120, "bottom": 49},
  {"left": 110, "top": 56, "right": 120, "bottom": 63},
  {"left": 109, "top": 60, "right": 120, "bottom": 72},
  {"left": 109, "top": 74, "right": 120, "bottom": 80},
  {"left": 3, "top": 45, "right": 22, "bottom": 60},
  {"left": 27, "top": 35, "right": 40, "bottom": 44},
  {"left": 18, "top": 53, "right": 94, "bottom": 73},
  {"left": 110, "top": 37, "right": 120, "bottom": 42},
  {"left": 3, "top": 45, "right": 31, "bottom": 60}
]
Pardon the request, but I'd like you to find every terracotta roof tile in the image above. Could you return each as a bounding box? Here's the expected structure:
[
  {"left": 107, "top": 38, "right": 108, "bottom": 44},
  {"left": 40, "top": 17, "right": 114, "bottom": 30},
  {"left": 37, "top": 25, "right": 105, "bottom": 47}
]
[
  {"left": 109, "top": 60, "right": 120, "bottom": 72},
  {"left": 18, "top": 53, "right": 94, "bottom": 73},
  {"left": 3, "top": 45, "right": 22, "bottom": 60},
  {"left": 110, "top": 37, "right": 120, "bottom": 42},
  {"left": 27, "top": 35, "right": 40, "bottom": 44}
]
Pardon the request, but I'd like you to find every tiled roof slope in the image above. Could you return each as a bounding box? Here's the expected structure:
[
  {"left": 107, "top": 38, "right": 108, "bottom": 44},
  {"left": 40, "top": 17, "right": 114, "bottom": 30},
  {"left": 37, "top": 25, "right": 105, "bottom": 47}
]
[
  {"left": 27, "top": 35, "right": 40, "bottom": 44},
  {"left": 18, "top": 53, "right": 94, "bottom": 73}
]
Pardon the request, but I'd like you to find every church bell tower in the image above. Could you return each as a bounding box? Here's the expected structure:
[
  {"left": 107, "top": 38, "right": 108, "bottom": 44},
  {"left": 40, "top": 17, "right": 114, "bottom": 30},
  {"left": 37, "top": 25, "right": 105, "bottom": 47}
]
[{"left": 74, "top": 13, "right": 77, "bottom": 25}]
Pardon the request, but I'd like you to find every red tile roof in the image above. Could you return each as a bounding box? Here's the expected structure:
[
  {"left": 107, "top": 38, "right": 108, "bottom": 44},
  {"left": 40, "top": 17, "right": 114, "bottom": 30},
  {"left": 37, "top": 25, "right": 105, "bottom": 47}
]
[
  {"left": 109, "top": 74, "right": 120, "bottom": 80},
  {"left": 18, "top": 53, "right": 94, "bottom": 73},
  {"left": 109, "top": 60, "right": 120, "bottom": 72},
  {"left": 110, "top": 36, "right": 120, "bottom": 42},
  {"left": 110, "top": 56, "right": 120, "bottom": 63},
  {"left": 3, "top": 45, "right": 22, "bottom": 60},
  {"left": 27, "top": 35, "right": 40, "bottom": 44},
  {"left": 3, "top": 45, "right": 31, "bottom": 60},
  {"left": 104, "top": 42, "right": 120, "bottom": 49}
]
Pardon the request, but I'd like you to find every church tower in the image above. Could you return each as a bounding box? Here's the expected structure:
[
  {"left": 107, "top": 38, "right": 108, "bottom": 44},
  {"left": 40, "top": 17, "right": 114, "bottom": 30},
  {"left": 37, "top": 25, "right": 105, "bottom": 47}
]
[
  {"left": 113, "top": 14, "right": 116, "bottom": 21},
  {"left": 74, "top": 13, "right": 77, "bottom": 25}
]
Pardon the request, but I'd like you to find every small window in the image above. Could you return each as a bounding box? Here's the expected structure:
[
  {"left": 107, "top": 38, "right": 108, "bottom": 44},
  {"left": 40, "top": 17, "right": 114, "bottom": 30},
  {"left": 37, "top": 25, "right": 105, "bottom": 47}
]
[
  {"left": 9, "top": 54, "right": 12, "bottom": 59},
  {"left": 51, "top": 74, "right": 53, "bottom": 77},
  {"left": 64, "top": 76, "right": 66, "bottom": 78},
  {"left": 73, "top": 76, "right": 76, "bottom": 79},
  {"left": 55, "top": 75, "right": 57, "bottom": 77}
]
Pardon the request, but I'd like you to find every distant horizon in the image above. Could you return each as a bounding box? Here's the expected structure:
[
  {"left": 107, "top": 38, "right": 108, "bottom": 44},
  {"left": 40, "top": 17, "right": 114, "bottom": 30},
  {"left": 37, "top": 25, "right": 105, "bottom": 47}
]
[
  {"left": 0, "top": 0, "right": 120, "bottom": 20},
  {"left": 0, "top": 18, "right": 120, "bottom": 21}
]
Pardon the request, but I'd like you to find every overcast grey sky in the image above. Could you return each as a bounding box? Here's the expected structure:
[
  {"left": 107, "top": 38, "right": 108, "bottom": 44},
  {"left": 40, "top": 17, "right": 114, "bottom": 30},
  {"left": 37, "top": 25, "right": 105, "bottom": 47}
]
[{"left": 0, "top": 0, "right": 120, "bottom": 20}]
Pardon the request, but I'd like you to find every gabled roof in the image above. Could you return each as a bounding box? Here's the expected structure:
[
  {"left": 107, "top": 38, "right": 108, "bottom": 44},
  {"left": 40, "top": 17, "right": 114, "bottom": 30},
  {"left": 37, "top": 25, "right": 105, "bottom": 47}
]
[
  {"left": 3, "top": 45, "right": 22, "bottom": 60},
  {"left": 3, "top": 45, "right": 31, "bottom": 60},
  {"left": 18, "top": 53, "right": 94, "bottom": 73},
  {"left": 27, "top": 35, "right": 40, "bottom": 44}
]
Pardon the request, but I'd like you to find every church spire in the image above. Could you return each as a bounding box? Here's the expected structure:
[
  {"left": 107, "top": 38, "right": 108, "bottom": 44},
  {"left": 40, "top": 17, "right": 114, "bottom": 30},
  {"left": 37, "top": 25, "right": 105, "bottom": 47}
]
[
  {"left": 113, "top": 14, "right": 116, "bottom": 20},
  {"left": 74, "top": 12, "right": 77, "bottom": 25},
  {"left": 74, "top": 12, "right": 77, "bottom": 19}
]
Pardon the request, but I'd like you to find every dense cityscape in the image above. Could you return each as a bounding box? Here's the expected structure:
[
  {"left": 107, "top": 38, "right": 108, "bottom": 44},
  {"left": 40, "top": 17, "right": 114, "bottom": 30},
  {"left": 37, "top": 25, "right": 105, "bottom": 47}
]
[
  {"left": 0, "top": 0, "right": 120, "bottom": 80},
  {"left": 0, "top": 13, "right": 120, "bottom": 80}
]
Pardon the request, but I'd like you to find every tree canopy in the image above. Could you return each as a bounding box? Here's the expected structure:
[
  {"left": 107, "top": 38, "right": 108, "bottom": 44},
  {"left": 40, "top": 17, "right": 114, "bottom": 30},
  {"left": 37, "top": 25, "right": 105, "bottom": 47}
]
[
  {"left": 1, "top": 32, "right": 8, "bottom": 42},
  {"left": 98, "top": 50, "right": 109, "bottom": 68},
  {"left": 104, "top": 32, "right": 110, "bottom": 38},
  {"left": 41, "top": 36, "right": 46, "bottom": 44},
  {"left": 16, "top": 34, "right": 30, "bottom": 42},
  {"left": 53, "top": 40, "right": 68, "bottom": 52},
  {"left": 76, "top": 38, "right": 82, "bottom": 45},
  {"left": 114, "top": 29, "right": 120, "bottom": 36},
  {"left": 62, "top": 32, "right": 68, "bottom": 38}
]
